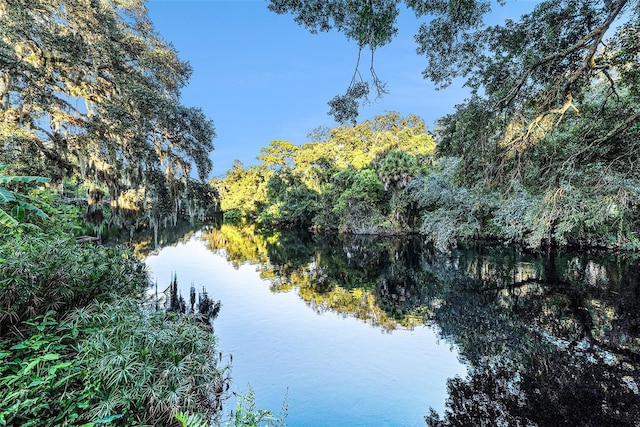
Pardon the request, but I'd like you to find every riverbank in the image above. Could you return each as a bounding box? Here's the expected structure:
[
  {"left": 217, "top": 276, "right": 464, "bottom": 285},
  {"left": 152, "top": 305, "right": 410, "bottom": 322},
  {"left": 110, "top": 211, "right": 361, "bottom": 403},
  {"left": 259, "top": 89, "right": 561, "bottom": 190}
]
[{"left": 0, "top": 225, "right": 224, "bottom": 425}]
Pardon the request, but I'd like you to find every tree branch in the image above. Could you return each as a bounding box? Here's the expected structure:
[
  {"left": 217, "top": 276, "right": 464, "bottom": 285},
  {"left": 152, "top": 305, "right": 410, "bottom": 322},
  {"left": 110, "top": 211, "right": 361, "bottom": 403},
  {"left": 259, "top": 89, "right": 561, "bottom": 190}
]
[{"left": 497, "top": 0, "right": 629, "bottom": 108}]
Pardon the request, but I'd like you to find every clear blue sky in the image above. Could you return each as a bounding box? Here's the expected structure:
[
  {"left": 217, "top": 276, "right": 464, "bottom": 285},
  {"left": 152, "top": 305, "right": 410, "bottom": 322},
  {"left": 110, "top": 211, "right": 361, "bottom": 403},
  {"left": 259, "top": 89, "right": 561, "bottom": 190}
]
[{"left": 147, "top": 0, "right": 534, "bottom": 178}]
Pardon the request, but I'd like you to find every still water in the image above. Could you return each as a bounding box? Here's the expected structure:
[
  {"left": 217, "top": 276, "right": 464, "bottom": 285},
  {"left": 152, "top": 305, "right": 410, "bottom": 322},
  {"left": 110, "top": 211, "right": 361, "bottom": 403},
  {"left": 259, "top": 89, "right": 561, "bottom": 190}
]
[{"left": 143, "top": 224, "right": 640, "bottom": 426}]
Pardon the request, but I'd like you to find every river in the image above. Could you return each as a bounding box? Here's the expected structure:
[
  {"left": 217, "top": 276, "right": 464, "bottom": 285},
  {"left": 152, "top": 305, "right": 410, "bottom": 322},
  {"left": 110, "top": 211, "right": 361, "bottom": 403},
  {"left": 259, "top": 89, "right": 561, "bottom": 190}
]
[{"left": 142, "top": 224, "right": 640, "bottom": 426}]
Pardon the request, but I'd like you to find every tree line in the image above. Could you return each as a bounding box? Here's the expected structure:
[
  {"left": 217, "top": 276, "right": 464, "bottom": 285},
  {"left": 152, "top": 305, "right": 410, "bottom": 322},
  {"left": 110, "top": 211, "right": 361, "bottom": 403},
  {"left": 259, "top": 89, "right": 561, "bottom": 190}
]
[{"left": 216, "top": 0, "right": 640, "bottom": 251}]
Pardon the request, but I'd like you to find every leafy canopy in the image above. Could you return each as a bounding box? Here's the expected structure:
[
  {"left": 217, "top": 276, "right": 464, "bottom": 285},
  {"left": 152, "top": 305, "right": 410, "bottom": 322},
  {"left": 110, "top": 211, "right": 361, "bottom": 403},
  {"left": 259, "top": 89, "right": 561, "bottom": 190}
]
[{"left": 0, "top": 0, "right": 215, "bottom": 226}]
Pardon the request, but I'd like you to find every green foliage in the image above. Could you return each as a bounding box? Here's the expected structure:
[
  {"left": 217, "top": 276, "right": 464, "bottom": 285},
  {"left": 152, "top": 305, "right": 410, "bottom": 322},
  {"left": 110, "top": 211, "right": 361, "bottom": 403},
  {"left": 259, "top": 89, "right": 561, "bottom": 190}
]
[
  {"left": 333, "top": 169, "right": 384, "bottom": 214},
  {"left": 0, "top": 165, "right": 50, "bottom": 227},
  {"left": 260, "top": 170, "right": 318, "bottom": 227},
  {"left": 0, "top": 314, "right": 92, "bottom": 427},
  {"left": 258, "top": 140, "right": 299, "bottom": 170},
  {"left": 0, "top": 0, "right": 215, "bottom": 230},
  {"left": 175, "top": 411, "right": 209, "bottom": 427},
  {"left": 66, "top": 297, "right": 226, "bottom": 425},
  {"left": 218, "top": 161, "right": 270, "bottom": 220},
  {"left": 373, "top": 150, "right": 420, "bottom": 190},
  {"left": 0, "top": 301, "right": 225, "bottom": 427},
  {"left": 217, "top": 113, "right": 433, "bottom": 235},
  {"left": 224, "top": 209, "right": 244, "bottom": 225},
  {"left": 406, "top": 159, "right": 494, "bottom": 251},
  {"left": 266, "top": 1, "right": 640, "bottom": 251},
  {"left": 0, "top": 228, "right": 148, "bottom": 334},
  {"left": 490, "top": 174, "right": 640, "bottom": 249},
  {"left": 226, "top": 386, "right": 288, "bottom": 427}
]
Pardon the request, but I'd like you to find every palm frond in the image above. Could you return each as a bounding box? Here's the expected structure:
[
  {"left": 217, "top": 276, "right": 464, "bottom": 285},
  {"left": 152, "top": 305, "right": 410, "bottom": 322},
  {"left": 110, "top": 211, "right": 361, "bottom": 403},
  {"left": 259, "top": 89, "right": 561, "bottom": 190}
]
[{"left": 0, "top": 208, "right": 18, "bottom": 227}]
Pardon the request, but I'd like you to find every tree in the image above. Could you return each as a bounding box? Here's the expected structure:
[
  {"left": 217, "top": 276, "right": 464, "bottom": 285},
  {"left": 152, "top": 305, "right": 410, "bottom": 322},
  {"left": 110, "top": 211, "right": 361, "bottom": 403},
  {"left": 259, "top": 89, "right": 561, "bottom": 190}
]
[
  {"left": 271, "top": 0, "right": 640, "bottom": 248},
  {"left": 0, "top": 0, "right": 215, "bottom": 227},
  {"left": 269, "top": 1, "right": 638, "bottom": 134},
  {"left": 258, "top": 140, "right": 299, "bottom": 170},
  {"left": 298, "top": 112, "right": 434, "bottom": 171},
  {"left": 217, "top": 160, "right": 270, "bottom": 220}
]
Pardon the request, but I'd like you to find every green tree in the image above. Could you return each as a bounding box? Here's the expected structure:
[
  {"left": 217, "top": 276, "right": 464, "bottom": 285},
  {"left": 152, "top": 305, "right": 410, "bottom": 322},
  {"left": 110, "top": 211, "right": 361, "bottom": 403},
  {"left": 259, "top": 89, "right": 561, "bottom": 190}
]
[
  {"left": 271, "top": 0, "right": 640, "bottom": 248},
  {"left": 0, "top": 0, "right": 215, "bottom": 227},
  {"left": 258, "top": 140, "right": 299, "bottom": 170},
  {"left": 295, "top": 112, "right": 434, "bottom": 172},
  {"left": 374, "top": 150, "right": 421, "bottom": 228},
  {"left": 327, "top": 168, "right": 386, "bottom": 233},
  {"left": 262, "top": 169, "right": 318, "bottom": 227},
  {"left": 217, "top": 161, "right": 270, "bottom": 221}
]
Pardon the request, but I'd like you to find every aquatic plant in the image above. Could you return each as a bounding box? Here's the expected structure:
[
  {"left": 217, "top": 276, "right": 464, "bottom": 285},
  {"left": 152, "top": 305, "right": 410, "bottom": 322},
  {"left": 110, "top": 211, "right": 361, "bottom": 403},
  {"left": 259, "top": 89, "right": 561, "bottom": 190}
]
[{"left": 67, "top": 296, "right": 229, "bottom": 425}]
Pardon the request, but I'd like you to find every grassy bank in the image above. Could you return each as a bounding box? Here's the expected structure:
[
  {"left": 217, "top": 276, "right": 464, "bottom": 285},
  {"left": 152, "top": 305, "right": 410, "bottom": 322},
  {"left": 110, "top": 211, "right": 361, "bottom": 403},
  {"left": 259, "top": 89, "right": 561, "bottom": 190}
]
[{"left": 0, "top": 222, "right": 228, "bottom": 426}]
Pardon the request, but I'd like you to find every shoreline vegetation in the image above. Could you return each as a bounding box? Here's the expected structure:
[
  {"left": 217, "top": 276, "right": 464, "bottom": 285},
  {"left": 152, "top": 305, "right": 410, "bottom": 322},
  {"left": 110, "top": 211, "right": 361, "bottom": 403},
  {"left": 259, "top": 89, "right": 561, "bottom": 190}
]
[
  {"left": 0, "top": 220, "right": 226, "bottom": 426},
  {"left": 216, "top": 112, "right": 640, "bottom": 254},
  {"left": 0, "top": 214, "right": 286, "bottom": 426},
  {"left": 2, "top": 0, "right": 639, "bottom": 425}
]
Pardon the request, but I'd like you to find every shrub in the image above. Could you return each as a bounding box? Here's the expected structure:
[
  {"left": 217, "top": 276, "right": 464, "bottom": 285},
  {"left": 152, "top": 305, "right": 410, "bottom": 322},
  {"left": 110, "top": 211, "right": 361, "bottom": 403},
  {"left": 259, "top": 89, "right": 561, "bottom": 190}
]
[
  {"left": 66, "top": 297, "right": 228, "bottom": 426},
  {"left": 0, "top": 314, "right": 91, "bottom": 427},
  {"left": 0, "top": 228, "right": 148, "bottom": 334},
  {"left": 407, "top": 159, "right": 492, "bottom": 251}
]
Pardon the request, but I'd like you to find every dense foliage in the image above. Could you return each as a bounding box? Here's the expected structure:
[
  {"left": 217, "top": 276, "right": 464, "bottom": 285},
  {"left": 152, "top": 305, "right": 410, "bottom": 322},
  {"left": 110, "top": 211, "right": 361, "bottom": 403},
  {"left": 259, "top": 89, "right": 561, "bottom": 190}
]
[
  {"left": 216, "top": 105, "right": 640, "bottom": 249},
  {"left": 0, "top": 0, "right": 216, "bottom": 234},
  {"left": 260, "top": 1, "right": 640, "bottom": 250},
  {"left": 216, "top": 112, "right": 437, "bottom": 235},
  {"left": 0, "top": 219, "right": 229, "bottom": 426}
]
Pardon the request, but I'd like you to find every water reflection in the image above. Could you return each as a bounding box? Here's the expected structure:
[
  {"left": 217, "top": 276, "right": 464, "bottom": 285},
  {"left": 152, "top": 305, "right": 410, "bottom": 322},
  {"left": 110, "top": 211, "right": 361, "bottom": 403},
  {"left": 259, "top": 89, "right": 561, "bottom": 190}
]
[
  {"left": 425, "top": 247, "right": 640, "bottom": 426},
  {"left": 202, "top": 225, "right": 429, "bottom": 331},
  {"left": 149, "top": 224, "right": 640, "bottom": 425}
]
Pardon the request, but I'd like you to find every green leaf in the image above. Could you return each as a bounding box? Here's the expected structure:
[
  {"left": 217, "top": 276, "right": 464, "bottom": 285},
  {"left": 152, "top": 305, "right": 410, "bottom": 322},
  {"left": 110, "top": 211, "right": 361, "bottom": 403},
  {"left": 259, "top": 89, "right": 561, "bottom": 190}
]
[
  {"left": 21, "top": 359, "right": 41, "bottom": 375},
  {"left": 10, "top": 342, "right": 28, "bottom": 350},
  {"left": 15, "top": 200, "right": 49, "bottom": 219},
  {"left": 11, "top": 205, "right": 25, "bottom": 221},
  {"left": 48, "top": 361, "right": 72, "bottom": 376},
  {"left": 0, "top": 209, "right": 17, "bottom": 227},
  {"left": 93, "top": 414, "right": 123, "bottom": 424},
  {"left": 0, "top": 188, "right": 16, "bottom": 203},
  {"left": 0, "top": 176, "right": 50, "bottom": 184},
  {"left": 42, "top": 353, "right": 60, "bottom": 361}
]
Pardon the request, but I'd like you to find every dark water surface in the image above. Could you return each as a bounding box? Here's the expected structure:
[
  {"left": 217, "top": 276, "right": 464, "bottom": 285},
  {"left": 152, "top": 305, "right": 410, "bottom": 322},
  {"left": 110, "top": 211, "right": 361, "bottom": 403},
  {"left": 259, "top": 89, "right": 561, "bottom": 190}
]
[{"left": 143, "top": 225, "right": 640, "bottom": 426}]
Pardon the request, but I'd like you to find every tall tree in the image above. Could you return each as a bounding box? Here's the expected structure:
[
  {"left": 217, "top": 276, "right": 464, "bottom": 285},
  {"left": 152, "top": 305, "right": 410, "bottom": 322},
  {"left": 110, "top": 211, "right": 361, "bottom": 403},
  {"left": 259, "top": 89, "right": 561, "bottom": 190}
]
[
  {"left": 270, "top": 0, "right": 640, "bottom": 248},
  {"left": 268, "top": 1, "right": 638, "bottom": 145},
  {"left": 0, "top": 0, "right": 214, "bottom": 225}
]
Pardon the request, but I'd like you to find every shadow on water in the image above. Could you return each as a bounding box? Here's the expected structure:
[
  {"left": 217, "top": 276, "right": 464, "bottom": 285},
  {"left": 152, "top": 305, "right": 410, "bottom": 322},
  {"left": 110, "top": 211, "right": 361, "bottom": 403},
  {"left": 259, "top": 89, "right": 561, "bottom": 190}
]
[{"left": 148, "top": 223, "right": 640, "bottom": 425}]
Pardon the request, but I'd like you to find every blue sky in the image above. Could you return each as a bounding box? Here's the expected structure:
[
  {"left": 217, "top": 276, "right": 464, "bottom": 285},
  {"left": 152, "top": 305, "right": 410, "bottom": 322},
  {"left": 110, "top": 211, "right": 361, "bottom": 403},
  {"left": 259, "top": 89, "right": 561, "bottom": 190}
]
[{"left": 147, "top": 0, "right": 534, "bottom": 178}]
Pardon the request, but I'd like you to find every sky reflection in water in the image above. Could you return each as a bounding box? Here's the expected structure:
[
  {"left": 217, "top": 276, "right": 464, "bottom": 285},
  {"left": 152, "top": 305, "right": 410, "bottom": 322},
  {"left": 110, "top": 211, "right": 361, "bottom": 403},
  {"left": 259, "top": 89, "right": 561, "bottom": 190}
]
[
  {"left": 146, "top": 233, "right": 465, "bottom": 427},
  {"left": 144, "top": 227, "right": 640, "bottom": 426}
]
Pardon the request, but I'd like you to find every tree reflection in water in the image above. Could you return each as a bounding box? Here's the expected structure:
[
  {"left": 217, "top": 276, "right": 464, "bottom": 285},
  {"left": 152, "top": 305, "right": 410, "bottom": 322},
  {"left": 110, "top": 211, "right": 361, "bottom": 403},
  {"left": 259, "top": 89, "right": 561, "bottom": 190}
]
[
  {"left": 425, "top": 247, "right": 640, "bottom": 426},
  {"left": 196, "top": 224, "right": 638, "bottom": 425}
]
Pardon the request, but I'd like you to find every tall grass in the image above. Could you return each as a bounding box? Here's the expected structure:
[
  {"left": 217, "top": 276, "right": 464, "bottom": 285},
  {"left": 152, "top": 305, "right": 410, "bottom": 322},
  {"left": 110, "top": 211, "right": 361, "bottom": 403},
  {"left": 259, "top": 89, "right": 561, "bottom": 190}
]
[
  {"left": 67, "top": 297, "right": 229, "bottom": 425},
  {"left": 0, "top": 228, "right": 148, "bottom": 335}
]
